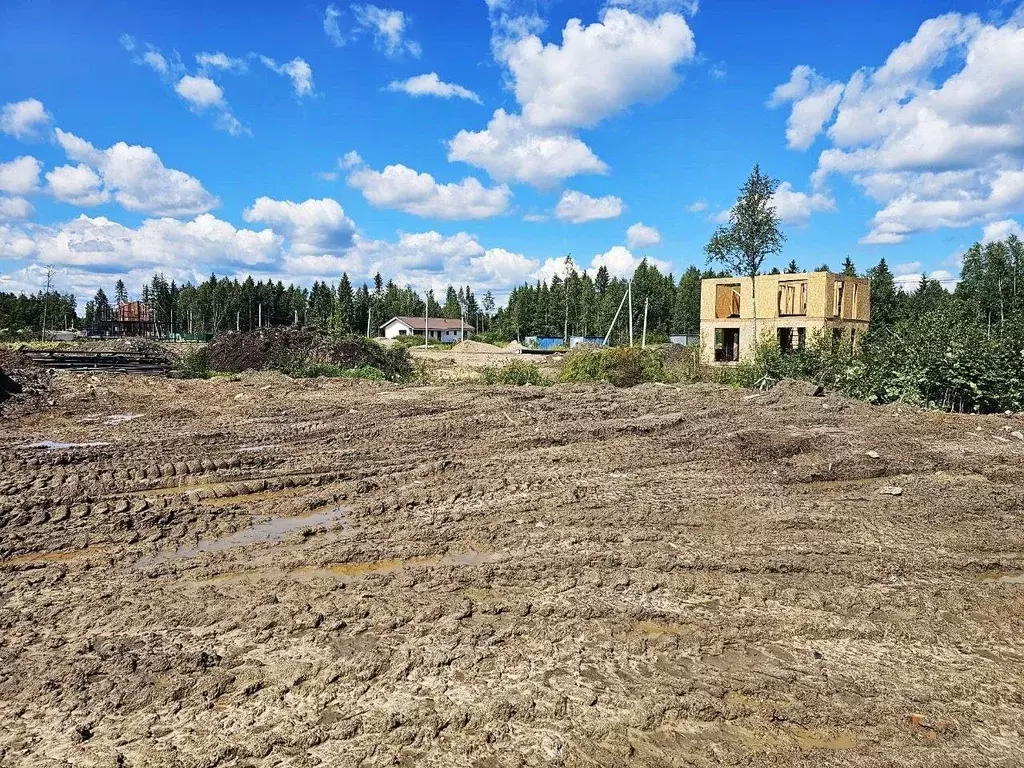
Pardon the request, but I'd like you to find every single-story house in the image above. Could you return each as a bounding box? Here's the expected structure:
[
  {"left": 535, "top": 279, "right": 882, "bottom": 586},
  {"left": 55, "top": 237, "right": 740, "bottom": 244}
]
[{"left": 380, "top": 316, "right": 474, "bottom": 343}]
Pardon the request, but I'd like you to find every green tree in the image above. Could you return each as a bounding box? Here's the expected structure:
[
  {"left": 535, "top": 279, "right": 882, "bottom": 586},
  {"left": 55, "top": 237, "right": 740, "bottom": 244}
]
[{"left": 705, "top": 164, "right": 785, "bottom": 340}]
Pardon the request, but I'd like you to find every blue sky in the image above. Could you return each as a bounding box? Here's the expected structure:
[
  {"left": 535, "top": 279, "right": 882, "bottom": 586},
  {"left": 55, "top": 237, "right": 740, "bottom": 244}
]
[{"left": 1, "top": 0, "right": 1022, "bottom": 303}]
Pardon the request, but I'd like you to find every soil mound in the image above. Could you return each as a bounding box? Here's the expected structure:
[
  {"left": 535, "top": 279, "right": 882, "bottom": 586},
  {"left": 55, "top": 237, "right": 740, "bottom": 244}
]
[
  {"left": 505, "top": 340, "right": 524, "bottom": 352},
  {"left": 205, "top": 328, "right": 413, "bottom": 378},
  {"left": 449, "top": 339, "right": 506, "bottom": 354}
]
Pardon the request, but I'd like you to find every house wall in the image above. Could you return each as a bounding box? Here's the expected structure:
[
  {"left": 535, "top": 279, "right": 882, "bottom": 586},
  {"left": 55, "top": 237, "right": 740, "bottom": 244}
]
[
  {"left": 698, "top": 272, "right": 871, "bottom": 364},
  {"left": 382, "top": 321, "right": 414, "bottom": 339}
]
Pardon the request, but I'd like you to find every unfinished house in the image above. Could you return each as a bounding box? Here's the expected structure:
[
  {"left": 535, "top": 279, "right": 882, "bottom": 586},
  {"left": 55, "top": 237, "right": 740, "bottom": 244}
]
[{"left": 699, "top": 272, "right": 870, "bottom": 364}]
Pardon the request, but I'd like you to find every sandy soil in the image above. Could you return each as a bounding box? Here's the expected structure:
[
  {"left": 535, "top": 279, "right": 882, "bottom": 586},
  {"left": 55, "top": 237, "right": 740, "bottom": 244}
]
[{"left": 1, "top": 373, "right": 1023, "bottom": 767}]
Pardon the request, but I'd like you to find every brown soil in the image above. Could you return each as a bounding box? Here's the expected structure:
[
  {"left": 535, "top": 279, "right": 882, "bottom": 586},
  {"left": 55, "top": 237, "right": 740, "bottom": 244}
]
[{"left": 1, "top": 373, "right": 1023, "bottom": 767}]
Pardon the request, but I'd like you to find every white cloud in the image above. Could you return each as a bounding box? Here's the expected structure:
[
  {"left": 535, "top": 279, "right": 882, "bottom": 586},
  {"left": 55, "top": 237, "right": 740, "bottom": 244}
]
[
  {"left": 554, "top": 189, "right": 624, "bottom": 223},
  {"left": 340, "top": 150, "right": 363, "bottom": 170},
  {"left": 626, "top": 221, "right": 661, "bottom": 248},
  {"left": 605, "top": 0, "right": 700, "bottom": 16},
  {"left": 175, "top": 75, "right": 225, "bottom": 109},
  {"left": 14, "top": 213, "right": 281, "bottom": 270},
  {"left": 686, "top": 200, "right": 707, "bottom": 213},
  {"left": 242, "top": 197, "right": 356, "bottom": 254},
  {"left": 771, "top": 181, "right": 837, "bottom": 225},
  {"left": 590, "top": 245, "right": 669, "bottom": 278},
  {"left": 0, "top": 224, "right": 37, "bottom": 260},
  {"left": 0, "top": 98, "right": 52, "bottom": 139},
  {"left": 982, "top": 219, "right": 1024, "bottom": 243},
  {"left": 768, "top": 65, "right": 844, "bottom": 150},
  {"left": 892, "top": 261, "right": 922, "bottom": 276},
  {"left": 259, "top": 56, "right": 315, "bottom": 97},
  {"left": 196, "top": 52, "right": 248, "bottom": 72},
  {"left": 387, "top": 73, "right": 481, "bottom": 104},
  {"left": 0, "top": 156, "right": 41, "bottom": 195},
  {"left": 141, "top": 50, "right": 169, "bottom": 75},
  {"left": 783, "top": 10, "right": 1024, "bottom": 244},
  {"left": 500, "top": 8, "right": 696, "bottom": 130},
  {"left": 324, "top": 4, "right": 345, "bottom": 47},
  {"left": 0, "top": 197, "right": 33, "bottom": 221},
  {"left": 55, "top": 129, "right": 219, "bottom": 217},
  {"left": 119, "top": 34, "right": 136, "bottom": 51},
  {"left": 347, "top": 161, "right": 510, "bottom": 219},
  {"left": 352, "top": 4, "right": 421, "bottom": 57},
  {"left": 45, "top": 164, "right": 110, "bottom": 206},
  {"left": 448, "top": 109, "right": 608, "bottom": 188}
]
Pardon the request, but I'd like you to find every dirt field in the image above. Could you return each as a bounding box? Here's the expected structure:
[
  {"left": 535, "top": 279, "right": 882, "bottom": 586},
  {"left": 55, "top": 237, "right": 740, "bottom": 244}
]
[{"left": 2, "top": 372, "right": 1023, "bottom": 767}]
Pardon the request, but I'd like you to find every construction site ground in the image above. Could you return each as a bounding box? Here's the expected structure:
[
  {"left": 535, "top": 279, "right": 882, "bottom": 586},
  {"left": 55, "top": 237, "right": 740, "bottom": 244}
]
[{"left": 1, "top": 371, "right": 1022, "bottom": 767}]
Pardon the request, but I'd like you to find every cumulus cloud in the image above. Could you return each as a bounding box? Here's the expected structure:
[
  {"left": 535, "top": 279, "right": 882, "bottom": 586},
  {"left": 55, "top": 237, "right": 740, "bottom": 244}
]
[
  {"left": 982, "top": 219, "right": 1024, "bottom": 243},
  {"left": 686, "top": 200, "right": 708, "bottom": 213},
  {"left": 448, "top": 109, "right": 608, "bottom": 188},
  {"left": 175, "top": 75, "right": 225, "bottom": 109},
  {"left": 605, "top": 0, "right": 700, "bottom": 15},
  {"left": 0, "top": 197, "right": 33, "bottom": 221},
  {"left": 499, "top": 8, "right": 696, "bottom": 130},
  {"left": 387, "top": 73, "right": 481, "bottom": 104},
  {"left": 0, "top": 224, "right": 37, "bottom": 260},
  {"left": 54, "top": 129, "right": 218, "bottom": 217},
  {"left": 243, "top": 197, "right": 357, "bottom": 254},
  {"left": 346, "top": 160, "right": 511, "bottom": 219},
  {"left": 259, "top": 56, "right": 315, "bottom": 97},
  {"left": 554, "top": 190, "right": 624, "bottom": 223},
  {"left": 625, "top": 221, "right": 661, "bottom": 248},
  {"left": 45, "top": 164, "right": 110, "bottom": 207},
  {"left": 0, "top": 156, "right": 41, "bottom": 195},
  {"left": 0, "top": 98, "right": 52, "bottom": 139},
  {"left": 776, "top": 10, "right": 1024, "bottom": 244},
  {"left": 712, "top": 181, "right": 836, "bottom": 227},
  {"left": 590, "top": 245, "right": 669, "bottom": 277},
  {"left": 770, "top": 181, "right": 837, "bottom": 225},
  {"left": 768, "top": 65, "right": 844, "bottom": 150},
  {"left": 13, "top": 213, "right": 281, "bottom": 270}
]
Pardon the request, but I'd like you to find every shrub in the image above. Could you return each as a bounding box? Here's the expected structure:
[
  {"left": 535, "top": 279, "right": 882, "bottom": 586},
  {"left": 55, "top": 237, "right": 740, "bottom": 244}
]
[
  {"left": 560, "top": 347, "right": 665, "bottom": 388},
  {"left": 174, "top": 346, "right": 210, "bottom": 379},
  {"left": 205, "top": 328, "right": 413, "bottom": 380},
  {"left": 480, "top": 360, "right": 549, "bottom": 386}
]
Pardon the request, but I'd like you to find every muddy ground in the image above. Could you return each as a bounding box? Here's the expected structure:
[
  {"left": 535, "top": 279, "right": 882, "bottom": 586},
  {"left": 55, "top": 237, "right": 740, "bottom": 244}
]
[{"left": 1, "top": 373, "right": 1023, "bottom": 767}]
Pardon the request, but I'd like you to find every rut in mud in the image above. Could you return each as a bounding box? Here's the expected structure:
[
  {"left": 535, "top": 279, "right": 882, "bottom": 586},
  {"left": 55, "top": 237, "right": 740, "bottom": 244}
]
[{"left": 1, "top": 373, "right": 1023, "bottom": 767}]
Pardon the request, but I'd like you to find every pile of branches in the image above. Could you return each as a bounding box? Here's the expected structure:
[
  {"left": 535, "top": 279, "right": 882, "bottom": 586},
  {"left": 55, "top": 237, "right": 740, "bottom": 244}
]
[{"left": 205, "top": 327, "right": 413, "bottom": 379}]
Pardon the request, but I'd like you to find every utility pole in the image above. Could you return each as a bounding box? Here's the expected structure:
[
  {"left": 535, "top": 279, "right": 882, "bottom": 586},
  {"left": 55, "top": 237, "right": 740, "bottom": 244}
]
[
  {"left": 642, "top": 296, "right": 649, "bottom": 348},
  {"left": 258, "top": 303, "right": 262, "bottom": 329},
  {"left": 236, "top": 311, "right": 240, "bottom": 332},
  {"left": 603, "top": 287, "right": 629, "bottom": 347},
  {"left": 40, "top": 265, "right": 55, "bottom": 342},
  {"left": 366, "top": 303, "right": 372, "bottom": 338},
  {"left": 627, "top": 280, "right": 634, "bottom": 347},
  {"left": 424, "top": 297, "right": 429, "bottom": 348}
]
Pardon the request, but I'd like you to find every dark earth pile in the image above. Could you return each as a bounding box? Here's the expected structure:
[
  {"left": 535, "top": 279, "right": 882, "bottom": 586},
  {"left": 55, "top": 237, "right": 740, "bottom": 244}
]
[{"left": 205, "top": 327, "right": 413, "bottom": 378}]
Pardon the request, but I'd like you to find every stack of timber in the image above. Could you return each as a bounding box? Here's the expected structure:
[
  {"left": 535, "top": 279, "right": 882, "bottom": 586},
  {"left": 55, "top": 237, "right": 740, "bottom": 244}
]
[{"left": 22, "top": 350, "right": 172, "bottom": 375}]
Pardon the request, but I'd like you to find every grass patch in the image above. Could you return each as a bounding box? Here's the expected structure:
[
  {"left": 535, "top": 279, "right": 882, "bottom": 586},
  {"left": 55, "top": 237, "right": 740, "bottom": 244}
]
[
  {"left": 480, "top": 360, "right": 550, "bottom": 386},
  {"left": 288, "top": 363, "right": 387, "bottom": 380}
]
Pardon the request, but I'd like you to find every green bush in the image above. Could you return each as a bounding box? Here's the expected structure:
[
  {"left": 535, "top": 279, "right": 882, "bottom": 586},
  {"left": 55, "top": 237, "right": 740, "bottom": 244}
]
[
  {"left": 560, "top": 347, "right": 665, "bottom": 388},
  {"left": 480, "top": 360, "right": 549, "bottom": 386},
  {"left": 391, "top": 334, "right": 452, "bottom": 350},
  {"left": 174, "top": 346, "right": 211, "bottom": 379}
]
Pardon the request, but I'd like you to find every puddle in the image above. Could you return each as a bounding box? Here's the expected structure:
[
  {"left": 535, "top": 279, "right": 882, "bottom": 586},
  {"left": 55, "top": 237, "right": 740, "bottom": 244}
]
[
  {"left": 978, "top": 571, "right": 1024, "bottom": 584},
  {"left": 136, "top": 507, "right": 349, "bottom": 568},
  {"left": 105, "top": 413, "right": 144, "bottom": 426},
  {"left": 295, "top": 549, "right": 506, "bottom": 580},
  {"left": 21, "top": 441, "right": 111, "bottom": 450},
  {"left": 193, "top": 550, "right": 507, "bottom": 587}
]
